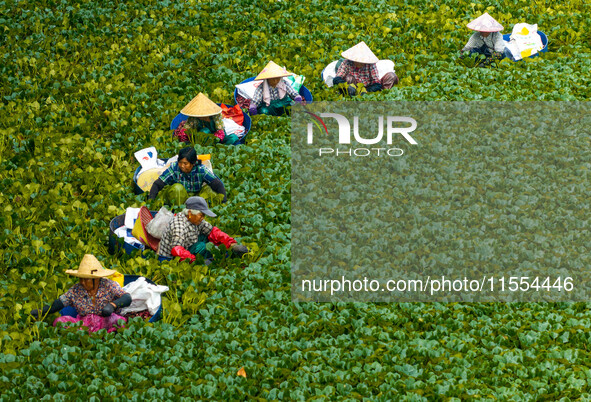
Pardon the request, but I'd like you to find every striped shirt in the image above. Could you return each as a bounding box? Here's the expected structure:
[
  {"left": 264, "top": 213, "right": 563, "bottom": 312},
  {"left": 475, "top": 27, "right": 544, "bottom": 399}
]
[{"left": 159, "top": 162, "right": 219, "bottom": 193}]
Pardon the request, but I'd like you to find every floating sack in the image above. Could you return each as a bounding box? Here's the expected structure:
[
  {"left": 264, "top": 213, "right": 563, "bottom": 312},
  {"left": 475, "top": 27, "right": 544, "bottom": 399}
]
[
  {"left": 134, "top": 147, "right": 159, "bottom": 172},
  {"left": 146, "top": 206, "right": 174, "bottom": 239},
  {"left": 376, "top": 60, "right": 396, "bottom": 78},
  {"left": 235, "top": 80, "right": 262, "bottom": 100},
  {"left": 120, "top": 276, "right": 169, "bottom": 316},
  {"left": 505, "top": 23, "right": 544, "bottom": 60}
]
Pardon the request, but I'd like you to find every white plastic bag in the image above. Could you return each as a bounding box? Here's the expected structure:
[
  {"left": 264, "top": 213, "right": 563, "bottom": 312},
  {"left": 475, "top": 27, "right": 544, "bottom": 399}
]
[
  {"left": 376, "top": 60, "right": 396, "bottom": 79},
  {"left": 146, "top": 206, "right": 174, "bottom": 239},
  {"left": 505, "top": 23, "right": 543, "bottom": 61},
  {"left": 322, "top": 60, "right": 339, "bottom": 87},
  {"left": 120, "top": 277, "right": 169, "bottom": 315},
  {"left": 124, "top": 207, "right": 141, "bottom": 229},
  {"left": 134, "top": 147, "right": 159, "bottom": 175},
  {"left": 235, "top": 80, "right": 262, "bottom": 100},
  {"left": 222, "top": 118, "right": 246, "bottom": 139}
]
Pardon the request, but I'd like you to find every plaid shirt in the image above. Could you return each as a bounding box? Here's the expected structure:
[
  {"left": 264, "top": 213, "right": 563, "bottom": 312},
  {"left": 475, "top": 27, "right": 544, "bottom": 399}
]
[
  {"left": 158, "top": 213, "right": 214, "bottom": 258},
  {"left": 251, "top": 78, "right": 299, "bottom": 107},
  {"left": 335, "top": 59, "right": 380, "bottom": 86},
  {"left": 59, "top": 278, "right": 126, "bottom": 316},
  {"left": 462, "top": 32, "right": 505, "bottom": 53},
  {"left": 159, "top": 162, "right": 218, "bottom": 193}
]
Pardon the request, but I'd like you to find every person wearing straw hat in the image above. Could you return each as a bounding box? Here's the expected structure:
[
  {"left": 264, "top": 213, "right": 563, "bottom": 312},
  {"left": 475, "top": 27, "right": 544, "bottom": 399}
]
[
  {"left": 158, "top": 196, "right": 249, "bottom": 262},
  {"left": 460, "top": 13, "right": 506, "bottom": 67},
  {"left": 333, "top": 41, "right": 398, "bottom": 96},
  {"left": 30, "top": 255, "right": 132, "bottom": 333},
  {"left": 177, "top": 93, "right": 240, "bottom": 145},
  {"left": 149, "top": 146, "right": 228, "bottom": 204},
  {"left": 249, "top": 61, "right": 303, "bottom": 117}
]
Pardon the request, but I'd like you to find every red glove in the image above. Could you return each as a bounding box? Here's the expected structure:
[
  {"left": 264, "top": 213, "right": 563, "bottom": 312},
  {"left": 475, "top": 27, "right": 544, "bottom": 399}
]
[
  {"left": 207, "top": 227, "right": 236, "bottom": 249},
  {"left": 171, "top": 246, "right": 196, "bottom": 263}
]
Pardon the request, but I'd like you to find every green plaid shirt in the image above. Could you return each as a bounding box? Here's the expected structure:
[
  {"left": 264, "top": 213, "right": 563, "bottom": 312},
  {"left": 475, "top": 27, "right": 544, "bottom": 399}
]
[{"left": 159, "top": 162, "right": 218, "bottom": 193}]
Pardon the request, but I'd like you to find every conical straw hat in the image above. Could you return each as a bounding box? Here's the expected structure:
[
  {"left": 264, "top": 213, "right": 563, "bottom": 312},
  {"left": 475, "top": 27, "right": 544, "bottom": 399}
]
[
  {"left": 255, "top": 61, "right": 293, "bottom": 80},
  {"left": 466, "top": 13, "right": 503, "bottom": 32},
  {"left": 181, "top": 93, "right": 222, "bottom": 117},
  {"left": 65, "top": 254, "right": 116, "bottom": 278},
  {"left": 341, "top": 41, "right": 379, "bottom": 64}
]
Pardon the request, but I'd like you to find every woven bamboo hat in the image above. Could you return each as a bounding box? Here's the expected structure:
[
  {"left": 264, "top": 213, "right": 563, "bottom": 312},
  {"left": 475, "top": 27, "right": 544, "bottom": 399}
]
[
  {"left": 181, "top": 93, "right": 222, "bottom": 117},
  {"left": 341, "top": 41, "right": 379, "bottom": 64},
  {"left": 467, "top": 13, "right": 503, "bottom": 32},
  {"left": 65, "top": 254, "right": 116, "bottom": 278},
  {"left": 255, "top": 61, "right": 293, "bottom": 80}
]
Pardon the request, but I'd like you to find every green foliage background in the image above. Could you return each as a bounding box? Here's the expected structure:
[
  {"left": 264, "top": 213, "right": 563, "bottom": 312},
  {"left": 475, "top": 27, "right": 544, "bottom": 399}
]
[{"left": 0, "top": 0, "right": 590, "bottom": 399}]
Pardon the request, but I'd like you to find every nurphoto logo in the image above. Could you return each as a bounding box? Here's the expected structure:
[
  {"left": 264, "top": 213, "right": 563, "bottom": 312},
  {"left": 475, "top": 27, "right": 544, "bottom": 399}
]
[{"left": 305, "top": 112, "right": 418, "bottom": 157}]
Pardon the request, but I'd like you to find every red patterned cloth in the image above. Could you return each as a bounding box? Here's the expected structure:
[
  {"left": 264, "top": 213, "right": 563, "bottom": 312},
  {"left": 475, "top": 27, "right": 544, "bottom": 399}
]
[
  {"left": 236, "top": 94, "right": 250, "bottom": 110},
  {"left": 54, "top": 313, "right": 127, "bottom": 333},
  {"left": 124, "top": 310, "right": 153, "bottom": 320},
  {"left": 220, "top": 103, "right": 244, "bottom": 125}
]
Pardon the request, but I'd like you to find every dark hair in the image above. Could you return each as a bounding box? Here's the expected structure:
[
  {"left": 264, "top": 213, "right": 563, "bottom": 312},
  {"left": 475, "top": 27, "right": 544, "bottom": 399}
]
[{"left": 178, "top": 147, "right": 198, "bottom": 165}]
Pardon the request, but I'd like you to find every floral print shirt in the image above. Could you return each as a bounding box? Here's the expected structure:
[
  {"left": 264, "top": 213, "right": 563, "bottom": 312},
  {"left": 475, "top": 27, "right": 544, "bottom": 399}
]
[
  {"left": 186, "top": 115, "right": 225, "bottom": 134},
  {"left": 59, "top": 278, "right": 126, "bottom": 316}
]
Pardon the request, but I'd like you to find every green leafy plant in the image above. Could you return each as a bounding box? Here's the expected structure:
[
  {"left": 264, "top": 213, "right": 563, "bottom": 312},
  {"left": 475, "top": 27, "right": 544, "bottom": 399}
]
[{"left": 0, "top": 0, "right": 590, "bottom": 399}]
